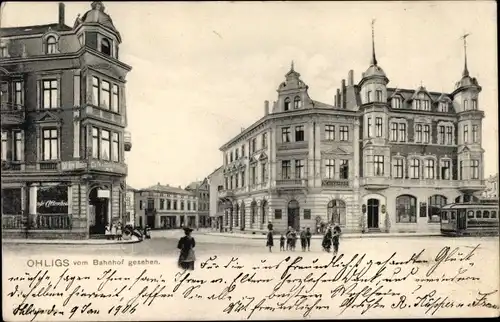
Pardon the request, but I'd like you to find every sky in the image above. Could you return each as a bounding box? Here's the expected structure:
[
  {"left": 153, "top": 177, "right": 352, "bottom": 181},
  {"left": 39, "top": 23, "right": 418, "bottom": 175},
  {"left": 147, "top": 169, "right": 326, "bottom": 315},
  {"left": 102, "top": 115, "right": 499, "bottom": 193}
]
[{"left": 1, "top": 1, "right": 498, "bottom": 189}]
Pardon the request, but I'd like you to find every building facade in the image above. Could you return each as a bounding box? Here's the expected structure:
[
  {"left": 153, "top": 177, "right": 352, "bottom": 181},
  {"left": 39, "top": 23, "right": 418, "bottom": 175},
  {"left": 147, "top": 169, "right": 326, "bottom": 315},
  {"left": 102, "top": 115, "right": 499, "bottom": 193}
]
[
  {"left": 125, "top": 184, "right": 136, "bottom": 226},
  {"left": 1, "top": 2, "right": 132, "bottom": 239},
  {"left": 218, "top": 32, "right": 486, "bottom": 234},
  {"left": 207, "top": 166, "right": 224, "bottom": 230},
  {"left": 134, "top": 183, "right": 201, "bottom": 229},
  {"left": 481, "top": 174, "right": 498, "bottom": 199},
  {"left": 185, "top": 179, "right": 211, "bottom": 228}
]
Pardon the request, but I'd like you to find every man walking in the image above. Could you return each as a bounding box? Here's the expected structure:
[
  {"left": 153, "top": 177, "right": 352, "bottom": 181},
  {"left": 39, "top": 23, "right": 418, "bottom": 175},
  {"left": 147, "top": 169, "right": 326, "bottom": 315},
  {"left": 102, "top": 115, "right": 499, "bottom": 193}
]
[{"left": 300, "top": 227, "right": 307, "bottom": 252}]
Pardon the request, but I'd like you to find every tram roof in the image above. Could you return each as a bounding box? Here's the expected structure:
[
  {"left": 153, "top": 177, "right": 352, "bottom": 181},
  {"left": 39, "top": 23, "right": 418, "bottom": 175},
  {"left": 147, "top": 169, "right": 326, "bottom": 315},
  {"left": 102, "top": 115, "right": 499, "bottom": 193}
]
[{"left": 441, "top": 202, "right": 499, "bottom": 210}]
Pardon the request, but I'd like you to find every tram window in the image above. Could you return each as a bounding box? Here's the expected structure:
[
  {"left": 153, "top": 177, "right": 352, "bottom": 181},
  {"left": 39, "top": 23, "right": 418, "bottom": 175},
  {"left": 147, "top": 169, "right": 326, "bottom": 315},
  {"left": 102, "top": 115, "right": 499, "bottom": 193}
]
[
  {"left": 491, "top": 211, "right": 497, "bottom": 218},
  {"left": 483, "top": 211, "right": 490, "bottom": 218},
  {"left": 467, "top": 210, "right": 474, "bottom": 218},
  {"left": 451, "top": 212, "right": 456, "bottom": 220},
  {"left": 476, "top": 211, "right": 482, "bottom": 218}
]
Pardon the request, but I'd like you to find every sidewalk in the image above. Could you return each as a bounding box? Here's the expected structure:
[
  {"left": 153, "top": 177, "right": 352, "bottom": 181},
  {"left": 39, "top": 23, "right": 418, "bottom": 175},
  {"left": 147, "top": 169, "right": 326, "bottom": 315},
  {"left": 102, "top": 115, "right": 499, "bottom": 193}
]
[
  {"left": 2, "top": 236, "right": 142, "bottom": 245},
  {"left": 200, "top": 231, "right": 442, "bottom": 239}
]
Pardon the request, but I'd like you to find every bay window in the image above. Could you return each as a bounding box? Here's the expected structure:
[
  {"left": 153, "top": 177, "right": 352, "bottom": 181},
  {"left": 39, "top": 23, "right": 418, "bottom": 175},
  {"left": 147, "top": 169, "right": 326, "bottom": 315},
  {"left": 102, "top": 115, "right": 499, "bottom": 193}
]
[
  {"left": 101, "top": 130, "right": 110, "bottom": 160},
  {"left": 374, "top": 155, "right": 384, "bottom": 176},
  {"left": 112, "top": 132, "right": 119, "bottom": 162}
]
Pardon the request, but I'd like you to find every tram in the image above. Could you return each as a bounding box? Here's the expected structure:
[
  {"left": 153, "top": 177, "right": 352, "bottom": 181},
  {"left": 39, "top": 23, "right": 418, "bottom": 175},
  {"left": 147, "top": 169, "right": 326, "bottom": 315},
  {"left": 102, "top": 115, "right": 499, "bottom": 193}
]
[{"left": 440, "top": 199, "right": 499, "bottom": 236}]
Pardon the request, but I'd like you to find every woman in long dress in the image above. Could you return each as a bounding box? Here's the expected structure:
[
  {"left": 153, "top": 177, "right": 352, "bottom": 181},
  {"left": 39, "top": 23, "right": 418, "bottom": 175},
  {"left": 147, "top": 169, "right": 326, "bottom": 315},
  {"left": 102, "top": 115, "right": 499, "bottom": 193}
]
[
  {"left": 266, "top": 228, "right": 274, "bottom": 252},
  {"left": 322, "top": 225, "right": 333, "bottom": 252},
  {"left": 177, "top": 227, "right": 196, "bottom": 270}
]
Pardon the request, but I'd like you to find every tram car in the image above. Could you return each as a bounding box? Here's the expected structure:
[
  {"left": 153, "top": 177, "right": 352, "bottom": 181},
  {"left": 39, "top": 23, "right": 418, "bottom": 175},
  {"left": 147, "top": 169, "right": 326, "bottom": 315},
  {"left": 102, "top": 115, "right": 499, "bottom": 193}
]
[{"left": 440, "top": 199, "right": 499, "bottom": 236}]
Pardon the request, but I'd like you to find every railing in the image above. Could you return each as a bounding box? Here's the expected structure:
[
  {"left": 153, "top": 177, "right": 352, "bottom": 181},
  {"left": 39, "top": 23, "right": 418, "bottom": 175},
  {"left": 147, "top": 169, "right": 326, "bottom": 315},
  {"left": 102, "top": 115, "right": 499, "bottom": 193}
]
[
  {"left": 322, "top": 179, "right": 350, "bottom": 188},
  {"left": 2, "top": 214, "right": 24, "bottom": 229},
  {"left": 276, "top": 178, "right": 307, "bottom": 187},
  {"left": 2, "top": 214, "right": 72, "bottom": 230},
  {"left": 277, "top": 141, "right": 309, "bottom": 151},
  {"left": 39, "top": 161, "right": 59, "bottom": 170},
  {"left": 1, "top": 160, "right": 22, "bottom": 171}
]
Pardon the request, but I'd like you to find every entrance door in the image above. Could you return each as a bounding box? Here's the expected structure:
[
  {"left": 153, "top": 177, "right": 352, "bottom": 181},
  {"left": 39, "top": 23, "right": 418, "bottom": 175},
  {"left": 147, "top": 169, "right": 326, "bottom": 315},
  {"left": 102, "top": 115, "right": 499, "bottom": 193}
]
[
  {"left": 287, "top": 200, "right": 300, "bottom": 231},
  {"left": 457, "top": 209, "right": 467, "bottom": 230},
  {"left": 89, "top": 188, "right": 109, "bottom": 235},
  {"left": 146, "top": 215, "right": 155, "bottom": 228},
  {"left": 367, "top": 199, "right": 379, "bottom": 229}
]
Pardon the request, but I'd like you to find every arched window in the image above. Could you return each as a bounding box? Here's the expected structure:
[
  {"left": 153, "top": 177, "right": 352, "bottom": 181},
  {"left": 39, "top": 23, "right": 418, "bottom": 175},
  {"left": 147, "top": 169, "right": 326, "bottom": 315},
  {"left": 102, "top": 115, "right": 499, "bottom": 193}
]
[
  {"left": 396, "top": 195, "right": 417, "bottom": 223},
  {"left": 250, "top": 201, "right": 257, "bottom": 224},
  {"left": 46, "top": 36, "right": 57, "bottom": 54},
  {"left": 428, "top": 195, "right": 447, "bottom": 223},
  {"left": 261, "top": 200, "right": 267, "bottom": 224},
  {"left": 293, "top": 96, "right": 302, "bottom": 109},
  {"left": 100, "top": 38, "right": 111, "bottom": 56},
  {"left": 327, "top": 200, "right": 346, "bottom": 226},
  {"left": 284, "top": 97, "right": 291, "bottom": 111},
  {"left": 234, "top": 203, "right": 239, "bottom": 227}
]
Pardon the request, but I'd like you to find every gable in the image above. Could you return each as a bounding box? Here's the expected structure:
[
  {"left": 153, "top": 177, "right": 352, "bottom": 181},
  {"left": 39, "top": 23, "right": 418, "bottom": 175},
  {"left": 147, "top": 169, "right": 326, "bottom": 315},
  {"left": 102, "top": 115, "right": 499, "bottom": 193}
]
[
  {"left": 323, "top": 147, "right": 350, "bottom": 155},
  {"left": 258, "top": 152, "right": 268, "bottom": 161},
  {"left": 37, "top": 111, "right": 60, "bottom": 123}
]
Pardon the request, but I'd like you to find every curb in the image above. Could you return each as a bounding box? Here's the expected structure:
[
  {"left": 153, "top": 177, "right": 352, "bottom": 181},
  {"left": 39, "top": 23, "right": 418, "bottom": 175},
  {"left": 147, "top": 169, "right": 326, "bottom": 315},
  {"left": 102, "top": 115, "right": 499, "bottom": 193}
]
[
  {"left": 2, "top": 238, "right": 142, "bottom": 245},
  {"left": 199, "top": 232, "right": 442, "bottom": 240}
]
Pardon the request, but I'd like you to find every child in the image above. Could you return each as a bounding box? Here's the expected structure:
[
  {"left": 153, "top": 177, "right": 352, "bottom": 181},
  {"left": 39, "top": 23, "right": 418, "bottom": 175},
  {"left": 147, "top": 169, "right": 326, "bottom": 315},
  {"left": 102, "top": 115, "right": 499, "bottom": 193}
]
[
  {"left": 280, "top": 234, "right": 285, "bottom": 251},
  {"left": 116, "top": 222, "right": 123, "bottom": 241},
  {"left": 111, "top": 222, "right": 117, "bottom": 240},
  {"left": 266, "top": 229, "right": 274, "bottom": 252},
  {"left": 305, "top": 227, "right": 312, "bottom": 251},
  {"left": 105, "top": 224, "right": 111, "bottom": 240}
]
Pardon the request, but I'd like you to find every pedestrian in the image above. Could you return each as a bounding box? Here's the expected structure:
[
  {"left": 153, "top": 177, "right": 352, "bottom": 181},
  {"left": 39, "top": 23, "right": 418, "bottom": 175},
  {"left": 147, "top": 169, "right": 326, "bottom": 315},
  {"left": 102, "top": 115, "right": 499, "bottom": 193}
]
[
  {"left": 266, "top": 228, "right": 274, "bottom": 252},
  {"left": 267, "top": 220, "right": 273, "bottom": 232},
  {"left": 116, "top": 222, "right": 123, "bottom": 241},
  {"left": 322, "top": 225, "right": 333, "bottom": 252},
  {"left": 305, "top": 227, "right": 312, "bottom": 251},
  {"left": 111, "top": 222, "right": 117, "bottom": 240},
  {"left": 177, "top": 227, "right": 196, "bottom": 270},
  {"left": 285, "top": 226, "right": 292, "bottom": 251},
  {"left": 280, "top": 233, "right": 285, "bottom": 251},
  {"left": 105, "top": 224, "right": 111, "bottom": 240},
  {"left": 300, "top": 227, "right": 307, "bottom": 252},
  {"left": 332, "top": 224, "right": 342, "bottom": 256},
  {"left": 290, "top": 229, "right": 297, "bottom": 251}
]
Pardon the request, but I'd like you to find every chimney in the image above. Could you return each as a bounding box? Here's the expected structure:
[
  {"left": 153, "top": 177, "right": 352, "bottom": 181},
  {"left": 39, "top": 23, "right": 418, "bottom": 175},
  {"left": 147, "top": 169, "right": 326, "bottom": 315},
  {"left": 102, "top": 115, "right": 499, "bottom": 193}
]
[
  {"left": 333, "top": 93, "right": 338, "bottom": 107},
  {"left": 58, "top": 3, "right": 65, "bottom": 26},
  {"left": 157, "top": 182, "right": 160, "bottom": 185},
  {"left": 264, "top": 100, "right": 269, "bottom": 115},
  {"left": 348, "top": 70, "right": 354, "bottom": 86},
  {"left": 336, "top": 89, "right": 341, "bottom": 107},
  {"left": 341, "top": 80, "right": 346, "bottom": 108}
]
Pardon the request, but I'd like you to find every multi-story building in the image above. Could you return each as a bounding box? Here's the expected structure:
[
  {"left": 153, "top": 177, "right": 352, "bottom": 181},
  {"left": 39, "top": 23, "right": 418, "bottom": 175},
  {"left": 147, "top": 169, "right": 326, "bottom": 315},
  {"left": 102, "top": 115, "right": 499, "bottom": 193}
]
[
  {"left": 481, "top": 174, "right": 498, "bottom": 199},
  {"left": 125, "top": 184, "right": 136, "bottom": 226},
  {"left": 207, "top": 166, "right": 223, "bottom": 230},
  {"left": 185, "top": 179, "right": 211, "bottom": 228},
  {"left": 134, "top": 183, "right": 200, "bottom": 229},
  {"left": 1, "top": 2, "right": 132, "bottom": 239},
  {"left": 218, "top": 29, "right": 486, "bottom": 234}
]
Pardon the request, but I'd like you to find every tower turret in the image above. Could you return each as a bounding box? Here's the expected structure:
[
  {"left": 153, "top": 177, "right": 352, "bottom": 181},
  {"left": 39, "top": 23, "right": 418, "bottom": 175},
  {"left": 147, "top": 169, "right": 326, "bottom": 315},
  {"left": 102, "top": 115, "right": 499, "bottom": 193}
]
[{"left": 276, "top": 61, "right": 312, "bottom": 112}]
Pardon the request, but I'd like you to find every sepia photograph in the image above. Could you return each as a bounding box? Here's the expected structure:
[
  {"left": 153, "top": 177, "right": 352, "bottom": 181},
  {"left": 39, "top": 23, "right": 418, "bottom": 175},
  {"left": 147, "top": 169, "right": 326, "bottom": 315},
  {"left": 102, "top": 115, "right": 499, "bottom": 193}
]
[{"left": 1, "top": 1, "right": 499, "bottom": 320}]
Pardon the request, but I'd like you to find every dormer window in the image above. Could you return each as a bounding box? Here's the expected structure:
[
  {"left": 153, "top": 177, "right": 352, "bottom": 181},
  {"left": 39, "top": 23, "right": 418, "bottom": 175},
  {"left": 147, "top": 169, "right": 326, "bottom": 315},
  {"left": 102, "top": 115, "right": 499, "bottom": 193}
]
[
  {"left": 376, "top": 90, "right": 382, "bottom": 102},
  {"left": 100, "top": 38, "right": 111, "bottom": 56},
  {"left": 284, "top": 98, "right": 291, "bottom": 111},
  {"left": 472, "top": 99, "right": 478, "bottom": 110},
  {"left": 294, "top": 96, "right": 302, "bottom": 109},
  {"left": 46, "top": 36, "right": 57, "bottom": 54},
  {"left": 422, "top": 100, "right": 430, "bottom": 111},
  {"left": 392, "top": 97, "right": 401, "bottom": 109},
  {"left": 439, "top": 102, "right": 448, "bottom": 113}
]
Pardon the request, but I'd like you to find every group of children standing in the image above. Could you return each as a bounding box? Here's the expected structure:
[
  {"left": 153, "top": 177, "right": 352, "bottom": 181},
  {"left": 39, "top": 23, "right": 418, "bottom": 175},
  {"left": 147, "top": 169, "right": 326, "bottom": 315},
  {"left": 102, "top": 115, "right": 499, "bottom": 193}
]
[{"left": 105, "top": 221, "right": 123, "bottom": 240}]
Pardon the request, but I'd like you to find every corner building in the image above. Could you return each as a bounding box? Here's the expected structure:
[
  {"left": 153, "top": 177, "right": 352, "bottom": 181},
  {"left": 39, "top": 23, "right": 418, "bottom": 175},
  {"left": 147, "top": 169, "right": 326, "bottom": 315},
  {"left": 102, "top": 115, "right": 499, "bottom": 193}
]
[
  {"left": 218, "top": 37, "right": 486, "bottom": 234},
  {"left": 1, "top": 2, "right": 132, "bottom": 239}
]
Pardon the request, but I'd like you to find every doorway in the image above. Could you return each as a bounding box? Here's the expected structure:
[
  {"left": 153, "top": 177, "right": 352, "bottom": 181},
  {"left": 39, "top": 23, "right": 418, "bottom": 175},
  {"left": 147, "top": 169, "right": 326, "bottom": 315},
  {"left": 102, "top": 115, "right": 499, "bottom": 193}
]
[
  {"left": 89, "top": 187, "right": 109, "bottom": 235},
  {"left": 287, "top": 200, "right": 300, "bottom": 231},
  {"left": 457, "top": 209, "right": 467, "bottom": 230},
  {"left": 367, "top": 198, "right": 379, "bottom": 229},
  {"left": 146, "top": 214, "right": 155, "bottom": 228}
]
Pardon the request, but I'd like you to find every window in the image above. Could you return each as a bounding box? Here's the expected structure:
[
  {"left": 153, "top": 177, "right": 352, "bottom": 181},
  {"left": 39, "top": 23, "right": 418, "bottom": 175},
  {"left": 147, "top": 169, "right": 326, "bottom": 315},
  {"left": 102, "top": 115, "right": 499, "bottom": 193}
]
[
  {"left": 375, "top": 117, "right": 383, "bottom": 137},
  {"left": 275, "top": 209, "right": 282, "bottom": 219},
  {"left": 112, "top": 132, "right": 119, "bottom": 162},
  {"left": 367, "top": 118, "right": 372, "bottom": 138},
  {"left": 393, "top": 158, "right": 404, "bottom": 178},
  {"left": 42, "top": 129, "right": 58, "bottom": 160},
  {"left": 459, "top": 161, "right": 464, "bottom": 180},
  {"left": 230, "top": 175, "right": 233, "bottom": 189},
  {"left": 472, "top": 125, "right": 478, "bottom": 143},
  {"left": 101, "top": 38, "right": 111, "bottom": 56},
  {"left": 173, "top": 200, "right": 178, "bottom": 210},
  {"left": 294, "top": 96, "right": 302, "bottom": 109},
  {"left": 446, "top": 126, "right": 453, "bottom": 145},
  {"left": 423, "top": 100, "right": 430, "bottom": 111},
  {"left": 295, "top": 160, "right": 304, "bottom": 179},
  {"left": 304, "top": 209, "right": 311, "bottom": 220},
  {"left": 187, "top": 201, "right": 191, "bottom": 211},
  {"left": 241, "top": 170, "right": 245, "bottom": 187},
  {"left": 284, "top": 98, "right": 291, "bottom": 111},
  {"left": 325, "top": 159, "right": 335, "bottom": 179},
  {"left": 325, "top": 125, "right": 335, "bottom": 140},
  {"left": 46, "top": 36, "right": 57, "bottom": 54},
  {"left": 241, "top": 144, "right": 245, "bottom": 157},
  {"left": 251, "top": 166, "right": 257, "bottom": 185},
  {"left": 160, "top": 199, "right": 165, "bottom": 210},
  {"left": 410, "top": 158, "right": 420, "bottom": 179},
  {"left": 0, "top": 45, "right": 8, "bottom": 57},
  {"left": 439, "top": 126, "right": 445, "bottom": 144},
  {"left": 235, "top": 148, "right": 239, "bottom": 160},
  {"left": 399, "top": 123, "right": 406, "bottom": 142},
  {"left": 13, "top": 131, "right": 22, "bottom": 161},
  {"left": 374, "top": 155, "right": 384, "bottom": 176},
  {"left": 251, "top": 138, "right": 257, "bottom": 153},
  {"left": 463, "top": 125, "right": 468, "bottom": 143},
  {"left": 440, "top": 102, "right": 448, "bottom": 112},
  {"left": 282, "top": 127, "right": 291, "bottom": 143},
  {"left": 339, "top": 126, "right": 349, "bottom": 141},
  {"left": 441, "top": 160, "right": 450, "bottom": 180},
  {"left": 101, "top": 80, "right": 111, "bottom": 109},
  {"left": 471, "top": 160, "right": 479, "bottom": 179},
  {"left": 14, "top": 81, "right": 23, "bottom": 106},
  {"left": 167, "top": 200, "right": 171, "bottom": 210},
  {"left": 92, "top": 127, "right": 99, "bottom": 158},
  {"left": 1, "top": 82, "right": 8, "bottom": 105},
  {"left": 391, "top": 123, "right": 398, "bottom": 141},
  {"left": 425, "top": 159, "right": 435, "bottom": 179},
  {"left": 101, "top": 130, "right": 110, "bottom": 160},
  {"left": 463, "top": 99, "right": 468, "bottom": 110},
  {"left": 327, "top": 200, "right": 346, "bottom": 225},
  {"left": 262, "top": 133, "right": 267, "bottom": 148},
  {"left": 472, "top": 99, "right": 477, "bottom": 110},
  {"left": 281, "top": 160, "right": 291, "bottom": 179},
  {"left": 235, "top": 174, "right": 239, "bottom": 188},
  {"left": 340, "top": 160, "right": 349, "bottom": 179},
  {"left": 423, "top": 125, "right": 430, "bottom": 143},
  {"left": 428, "top": 195, "right": 447, "bottom": 222},
  {"left": 261, "top": 162, "right": 267, "bottom": 182},
  {"left": 396, "top": 195, "right": 417, "bottom": 223},
  {"left": 392, "top": 97, "right": 401, "bottom": 109},
  {"left": 295, "top": 125, "right": 304, "bottom": 142},
  {"left": 415, "top": 99, "right": 422, "bottom": 110},
  {"left": 1, "top": 188, "right": 22, "bottom": 215},
  {"left": 1, "top": 131, "right": 7, "bottom": 161},
  {"left": 415, "top": 124, "right": 422, "bottom": 142},
  {"left": 376, "top": 90, "right": 382, "bottom": 102},
  {"left": 42, "top": 80, "right": 58, "bottom": 109},
  {"left": 92, "top": 77, "right": 100, "bottom": 106},
  {"left": 112, "top": 84, "right": 119, "bottom": 112},
  {"left": 180, "top": 200, "right": 185, "bottom": 211},
  {"left": 367, "top": 91, "right": 372, "bottom": 103}
]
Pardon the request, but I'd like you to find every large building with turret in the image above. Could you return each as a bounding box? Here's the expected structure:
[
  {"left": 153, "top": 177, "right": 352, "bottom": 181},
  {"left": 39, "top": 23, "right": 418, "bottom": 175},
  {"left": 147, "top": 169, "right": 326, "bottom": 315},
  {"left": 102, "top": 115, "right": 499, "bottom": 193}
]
[
  {"left": 1, "top": 2, "right": 133, "bottom": 239},
  {"left": 217, "top": 28, "right": 486, "bottom": 234}
]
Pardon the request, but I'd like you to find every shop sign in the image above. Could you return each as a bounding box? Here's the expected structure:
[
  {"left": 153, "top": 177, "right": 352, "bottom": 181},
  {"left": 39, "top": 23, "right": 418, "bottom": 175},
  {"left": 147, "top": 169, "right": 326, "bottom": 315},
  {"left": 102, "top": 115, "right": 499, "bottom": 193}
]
[
  {"left": 89, "top": 160, "right": 127, "bottom": 174},
  {"left": 61, "top": 161, "right": 86, "bottom": 171},
  {"left": 37, "top": 185, "right": 68, "bottom": 214}
]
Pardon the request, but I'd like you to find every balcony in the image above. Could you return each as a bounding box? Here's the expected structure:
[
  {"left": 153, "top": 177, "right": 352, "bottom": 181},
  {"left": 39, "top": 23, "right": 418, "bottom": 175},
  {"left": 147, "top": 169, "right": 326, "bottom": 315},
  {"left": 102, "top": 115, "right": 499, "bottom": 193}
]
[
  {"left": 361, "top": 177, "right": 390, "bottom": 190},
  {"left": 39, "top": 161, "right": 59, "bottom": 171},
  {"left": 277, "top": 141, "right": 309, "bottom": 151},
  {"left": 218, "top": 190, "right": 235, "bottom": 199},
  {"left": 458, "top": 179, "right": 486, "bottom": 193},
  {"left": 88, "top": 160, "right": 127, "bottom": 175},
  {"left": 1, "top": 160, "right": 23, "bottom": 172},
  {"left": 2, "top": 214, "right": 72, "bottom": 230},
  {"left": 124, "top": 131, "right": 132, "bottom": 152},
  {"left": 0, "top": 102, "right": 25, "bottom": 126},
  {"left": 391, "top": 178, "right": 459, "bottom": 189},
  {"left": 276, "top": 178, "right": 308, "bottom": 189},
  {"left": 322, "top": 179, "right": 350, "bottom": 189}
]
